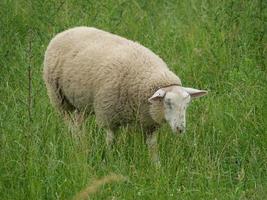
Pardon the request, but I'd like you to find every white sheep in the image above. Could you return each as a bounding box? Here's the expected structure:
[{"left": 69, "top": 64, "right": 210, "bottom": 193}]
[{"left": 43, "top": 27, "right": 207, "bottom": 164}]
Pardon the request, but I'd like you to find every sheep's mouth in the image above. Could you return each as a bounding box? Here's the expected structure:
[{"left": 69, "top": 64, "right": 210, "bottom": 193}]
[{"left": 170, "top": 126, "right": 185, "bottom": 135}]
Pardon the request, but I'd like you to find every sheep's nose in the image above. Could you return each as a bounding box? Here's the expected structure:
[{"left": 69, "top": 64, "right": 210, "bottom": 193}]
[{"left": 176, "top": 126, "right": 185, "bottom": 134}]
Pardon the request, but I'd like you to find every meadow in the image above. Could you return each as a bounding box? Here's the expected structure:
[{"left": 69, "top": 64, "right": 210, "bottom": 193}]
[{"left": 0, "top": 0, "right": 266, "bottom": 199}]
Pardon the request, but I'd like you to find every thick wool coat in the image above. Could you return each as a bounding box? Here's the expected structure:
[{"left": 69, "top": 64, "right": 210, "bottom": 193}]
[{"left": 43, "top": 27, "right": 181, "bottom": 131}]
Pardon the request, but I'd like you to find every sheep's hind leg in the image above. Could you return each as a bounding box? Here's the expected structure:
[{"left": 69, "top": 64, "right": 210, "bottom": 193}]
[
  {"left": 101, "top": 129, "right": 116, "bottom": 162},
  {"left": 106, "top": 129, "right": 115, "bottom": 148},
  {"left": 65, "top": 110, "right": 86, "bottom": 137},
  {"left": 146, "top": 132, "right": 161, "bottom": 167}
]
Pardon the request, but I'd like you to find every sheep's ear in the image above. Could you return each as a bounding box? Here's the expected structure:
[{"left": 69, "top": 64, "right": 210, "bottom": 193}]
[
  {"left": 148, "top": 89, "right": 166, "bottom": 103},
  {"left": 182, "top": 87, "right": 208, "bottom": 99}
]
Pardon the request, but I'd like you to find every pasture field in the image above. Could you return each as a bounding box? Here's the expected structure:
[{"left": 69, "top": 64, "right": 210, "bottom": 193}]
[{"left": 0, "top": 0, "right": 266, "bottom": 199}]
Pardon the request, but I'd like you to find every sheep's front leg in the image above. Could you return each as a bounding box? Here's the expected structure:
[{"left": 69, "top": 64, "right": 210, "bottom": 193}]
[
  {"left": 146, "top": 132, "right": 160, "bottom": 167},
  {"left": 106, "top": 129, "right": 115, "bottom": 148}
]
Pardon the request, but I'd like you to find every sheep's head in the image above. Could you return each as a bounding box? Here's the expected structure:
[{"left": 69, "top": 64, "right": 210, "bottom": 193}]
[{"left": 148, "top": 86, "right": 207, "bottom": 134}]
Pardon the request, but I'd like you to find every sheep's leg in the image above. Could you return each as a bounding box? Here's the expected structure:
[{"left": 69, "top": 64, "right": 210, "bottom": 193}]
[
  {"left": 146, "top": 132, "right": 161, "bottom": 167},
  {"left": 65, "top": 110, "right": 85, "bottom": 136},
  {"left": 106, "top": 129, "right": 115, "bottom": 148},
  {"left": 72, "top": 110, "right": 85, "bottom": 127}
]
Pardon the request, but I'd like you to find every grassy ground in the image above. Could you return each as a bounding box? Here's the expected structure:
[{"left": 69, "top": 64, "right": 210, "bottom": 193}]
[{"left": 0, "top": 0, "right": 266, "bottom": 199}]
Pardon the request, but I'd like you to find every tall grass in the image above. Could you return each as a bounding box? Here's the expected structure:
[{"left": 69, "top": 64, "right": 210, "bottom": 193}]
[{"left": 0, "top": 0, "right": 266, "bottom": 199}]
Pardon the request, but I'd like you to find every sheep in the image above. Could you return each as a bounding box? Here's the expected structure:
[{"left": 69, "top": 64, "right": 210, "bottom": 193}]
[{"left": 43, "top": 27, "right": 207, "bottom": 164}]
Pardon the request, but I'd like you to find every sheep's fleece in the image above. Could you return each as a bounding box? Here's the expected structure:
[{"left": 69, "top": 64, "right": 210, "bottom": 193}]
[{"left": 43, "top": 27, "right": 182, "bottom": 131}]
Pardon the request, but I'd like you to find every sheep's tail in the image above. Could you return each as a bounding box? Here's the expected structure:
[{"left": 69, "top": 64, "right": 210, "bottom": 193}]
[{"left": 72, "top": 173, "right": 127, "bottom": 200}]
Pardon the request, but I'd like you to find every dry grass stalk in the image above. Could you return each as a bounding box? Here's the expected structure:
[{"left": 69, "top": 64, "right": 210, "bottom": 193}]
[{"left": 73, "top": 173, "right": 127, "bottom": 200}]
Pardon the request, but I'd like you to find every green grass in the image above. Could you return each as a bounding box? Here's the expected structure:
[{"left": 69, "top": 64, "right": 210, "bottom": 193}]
[{"left": 0, "top": 0, "right": 266, "bottom": 199}]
